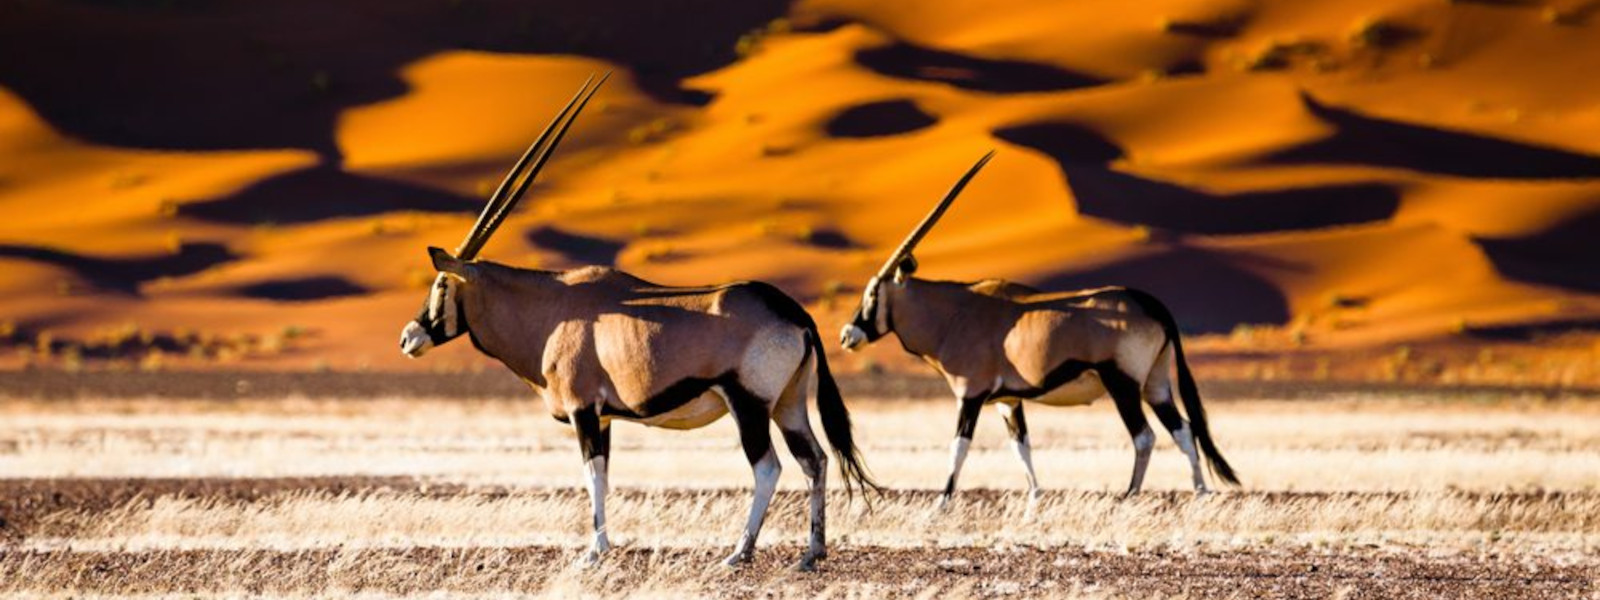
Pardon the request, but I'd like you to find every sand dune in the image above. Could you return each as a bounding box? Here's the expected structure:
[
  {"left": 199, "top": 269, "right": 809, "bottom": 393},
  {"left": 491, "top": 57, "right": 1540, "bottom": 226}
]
[{"left": 0, "top": 0, "right": 1597, "bottom": 372}]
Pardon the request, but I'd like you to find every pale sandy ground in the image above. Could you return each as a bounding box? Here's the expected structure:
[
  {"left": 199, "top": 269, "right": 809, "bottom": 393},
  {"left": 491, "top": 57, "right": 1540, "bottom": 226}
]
[{"left": 1, "top": 394, "right": 1596, "bottom": 597}]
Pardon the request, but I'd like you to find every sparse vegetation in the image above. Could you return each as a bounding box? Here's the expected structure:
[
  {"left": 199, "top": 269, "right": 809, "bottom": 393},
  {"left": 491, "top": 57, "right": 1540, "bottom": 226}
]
[
  {"left": 627, "top": 117, "right": 680, "bottom": 145},
  {"left": 733, "top": 18, "right": 792, "bottom": 59},
  {"left": 1240, "top": 38, "right": 1333, "bottom": 72},
  {"left": 0, "top": 395, "right": 1595, "bottom": 596}
]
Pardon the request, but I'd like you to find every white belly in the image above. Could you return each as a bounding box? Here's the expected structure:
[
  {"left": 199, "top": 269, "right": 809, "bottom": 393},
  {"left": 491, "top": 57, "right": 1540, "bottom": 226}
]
[{"left": 997, "top": 371, "right": 1105, "bottom": 407}]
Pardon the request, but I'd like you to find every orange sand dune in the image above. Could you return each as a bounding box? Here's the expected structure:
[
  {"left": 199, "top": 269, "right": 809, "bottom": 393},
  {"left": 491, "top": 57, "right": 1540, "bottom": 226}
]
[{"left": 0, "top": 0, "right": 1597, "bottom": 373}]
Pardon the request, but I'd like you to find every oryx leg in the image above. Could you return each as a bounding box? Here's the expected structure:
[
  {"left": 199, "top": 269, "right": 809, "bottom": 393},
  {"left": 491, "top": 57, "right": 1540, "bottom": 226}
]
[
  {"left": 1149, "top": 387, "right": 1208, "bottom": 494},
  {"left": 937, "top": 394, "right": 986, "bottom": 510},
  {"left": 995, "top": 399, "right": 1040, "bottom": 503},
  {"left": 572, "top": 409, "right": 612, "bottom": 565},
  {"left": 1099, "top": 365, "right": 1154, "bottom": 496},
  {"left": 774, "top": 359, "right": 828, "bottom": 571},
  {"left": 722, "top": 384, "right": 781, "bottom": 567},
  {"left": 1145, "top": 344, "right": 1207, "bottom": 494}
]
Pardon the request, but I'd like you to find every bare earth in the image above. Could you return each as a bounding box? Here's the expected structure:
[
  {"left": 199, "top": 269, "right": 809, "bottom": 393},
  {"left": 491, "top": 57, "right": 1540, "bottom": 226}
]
[
  {"left": 1, "top": 394, "right": 1596, "bottom": 597},
  {"left": 1, "top": 480, "right": 1595, "bottom": 598}
]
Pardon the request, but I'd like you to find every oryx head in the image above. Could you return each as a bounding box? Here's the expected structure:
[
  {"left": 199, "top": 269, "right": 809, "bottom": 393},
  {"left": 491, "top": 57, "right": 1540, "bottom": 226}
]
[
  {"left": 840, "top": 151, "right": 995, "bottom": 352},
  {"left": 401, "top": 73, "right": 608, "bottom": 358}
]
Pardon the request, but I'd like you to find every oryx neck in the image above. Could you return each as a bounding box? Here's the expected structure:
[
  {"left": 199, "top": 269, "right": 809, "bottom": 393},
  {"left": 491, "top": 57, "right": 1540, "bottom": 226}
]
[{"left": 887, "top": 278, "right": 959, "bottom": 361}]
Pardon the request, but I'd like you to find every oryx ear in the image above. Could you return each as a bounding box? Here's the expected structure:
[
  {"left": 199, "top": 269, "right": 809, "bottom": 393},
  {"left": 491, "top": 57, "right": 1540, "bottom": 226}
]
[
  {"left": 428, "top": 246, "right": 469, "bottom": 277},
  {"left": 892, "top": 254, "right": 918, "bottom": 285}
]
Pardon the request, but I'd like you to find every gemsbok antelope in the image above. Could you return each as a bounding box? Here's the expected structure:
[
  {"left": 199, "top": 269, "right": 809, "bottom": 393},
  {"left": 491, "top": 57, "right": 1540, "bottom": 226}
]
[
  {"left": 838, "top": 152, "right": 1238, "bottom": 507},
  {"left": 399, "top": 75, "right": 878, "bottom": 570}
]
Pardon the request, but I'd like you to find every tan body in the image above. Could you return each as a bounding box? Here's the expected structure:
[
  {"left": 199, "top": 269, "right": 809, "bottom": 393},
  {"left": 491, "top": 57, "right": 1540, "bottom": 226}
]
[
  {"left": 887, "top": 280, "right": 1170, "bottom": 406},
  {"left": 399, "top": 76, "right": 875, "bottom": 570},
  {"left": 461, "top": 265, "right": 805, "bottom": 429},
  {"left": 409, "top": 253, "right": 874, "bottom": 571},
  {"left": 838, "top": 150, "right": 1233, "bottom": 508},
  {"left": 843, "top": 271, "right": 1237, "bottom": 503}
]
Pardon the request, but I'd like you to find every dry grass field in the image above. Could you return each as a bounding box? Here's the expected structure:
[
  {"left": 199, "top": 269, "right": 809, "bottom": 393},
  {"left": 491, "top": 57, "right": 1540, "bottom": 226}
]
[{"left": 2, "top": 388, "right": 1596, "bottom": 597}]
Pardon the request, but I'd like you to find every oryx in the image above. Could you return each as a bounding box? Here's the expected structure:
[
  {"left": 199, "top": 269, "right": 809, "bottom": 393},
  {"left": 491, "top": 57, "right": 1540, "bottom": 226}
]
[
  {"left": 400, "top": 75, "right": 878, "bottom": 570},
  {"left": 838, "top": 151, "right": 1238, "bottom": 507}
]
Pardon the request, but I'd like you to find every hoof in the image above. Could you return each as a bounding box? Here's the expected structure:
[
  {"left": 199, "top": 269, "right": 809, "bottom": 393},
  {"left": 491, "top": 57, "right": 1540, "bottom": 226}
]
[
  {"left": 721, "top": 553, "right": 752, "bottom": 568},
  {"left": 793, "top": 556, "right": 819, "bottom": 572},
  {"left": 575, "top": 549, "right": 603, "bottom": 568}
]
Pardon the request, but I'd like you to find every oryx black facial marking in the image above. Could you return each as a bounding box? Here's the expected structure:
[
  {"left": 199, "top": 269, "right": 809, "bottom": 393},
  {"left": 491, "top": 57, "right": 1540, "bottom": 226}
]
[{"left": 840, "top": 150, "right": 1238, "bottom": 508}]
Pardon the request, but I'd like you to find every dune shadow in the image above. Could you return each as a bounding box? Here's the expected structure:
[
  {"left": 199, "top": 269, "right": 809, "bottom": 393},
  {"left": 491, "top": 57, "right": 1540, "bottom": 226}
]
[
  {"left": 824, "top": 99, "right": 937, "bottom": 138},
  {"left": 997, "top": 120, "right": 1401, "bottom": 234},
  {"left": 1035, "top": 248, "right": 1292, "bottom": 333},
  {"left": 0, "top": 0, "right": 790, "bottom": 156},
  {"left": 804, "top": 229, "right": 863, "bottom": 250},
  {"left": 1064, "top": 166, "right": 1402, "bottom": 235},
  {"left": 995, "top": 121, "right": 1125, "bottom": 164},
  {"left": 1265, "top": 93, "right": 1600, "bottom": 179},
  {"left": 236, "top": 277, "right": 371, "bottom": 301},
  {"left": 1463, "top": 317, "right": 1600, "bottom": 342},
  {"left": 526, "top": 225, "right": 625, "bottom": 266},
  {"left": 180, "top": 164, "right": 481, "bottom": 224},
  {"left": 855, "top": 42, "right": 1106, "bottom": 93},
  {"left": 1474, "top": 207, "right": 1600, "bottom": 293},
  {"left": 0, "top": 243, "right": 236, "bottom": 295}
]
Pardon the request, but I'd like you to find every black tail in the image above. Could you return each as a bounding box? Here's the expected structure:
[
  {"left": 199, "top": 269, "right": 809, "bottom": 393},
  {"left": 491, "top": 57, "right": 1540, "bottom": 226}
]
[
  {"left": 1123, "top": 289, "right": 1240, "bottom": 486},
  {"left": 807, "top": 330, "right": 883, "bottom": 498},
  {"left": 739, "top": 282, "right": 881, "bottom": 498}
]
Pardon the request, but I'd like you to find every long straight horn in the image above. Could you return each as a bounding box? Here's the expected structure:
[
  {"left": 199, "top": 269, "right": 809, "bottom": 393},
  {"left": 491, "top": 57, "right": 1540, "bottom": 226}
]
[
  {"left": 455, "top": 73, "right": 609, "bottom": 260},
  {"left": 873, "top": 150, "right": 996, "bottom": 280}
]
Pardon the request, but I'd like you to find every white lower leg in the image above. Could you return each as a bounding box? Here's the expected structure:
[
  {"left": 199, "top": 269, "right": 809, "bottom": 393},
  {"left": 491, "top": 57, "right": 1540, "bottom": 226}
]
[
  {"left": 1173, "top": 423, "right": 1209, "bottom": 493},
  {"left": 937, "top": 437, "right": 972, "bottom": 510},
  {"left": 585, "top": 456, "right": 610, "bottom": 554},
  {"left": 997, "top": 404, "right": 1040, "bottom": 498},
  {"left": 1127, "top": 428, "right": 1155, "bottom": 495},
  {"left": 728, "top": 450, "right": 781, "bottom": 563},
  {"left": 1010, "top": 436, "right": 1041, "bottom": 500}
]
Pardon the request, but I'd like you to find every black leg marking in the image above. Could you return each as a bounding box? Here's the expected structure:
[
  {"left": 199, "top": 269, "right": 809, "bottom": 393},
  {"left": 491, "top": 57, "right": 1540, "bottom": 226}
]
[
  {"left": 943, "top": 395, "right": 986, "bottom": 497},
  {"left": 572, "top": 409, "right": 610, "bottom": 533},
  {"left": 1001, "top": 401, "right": 1029, "bottom": 441},
  {"left": 780, "top": 430, "right": 822, "bottom": 471},
  {"left": 573, "top": 409, "right": 610, "bottom": 463},
  {"left": 1099, "top": 363, "right": 1155, "bottom": 495},
  {"left": 1098, "top": 364, "right": 1148, "bottom": 438},
  {"left": 955, "top": 394, "right": 985, "bottom": 439},
  {"left": 780, "top": 428, "right": 827, "bottom": 560},
  {"left": 1151, "top": 400, "right": 1185, "bottom": 432},
  {"left": 722, "top": 382, "right": 773, "bottom": 466}
]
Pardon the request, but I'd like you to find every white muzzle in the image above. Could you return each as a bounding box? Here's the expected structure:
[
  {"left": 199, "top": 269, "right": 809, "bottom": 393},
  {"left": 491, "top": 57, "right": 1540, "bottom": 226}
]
[
  {"left": 400, "top": 321, "right": 434, "bottom": 358},
  {"left": 839, "top": 324, "right": 867, "bottom": 351}
]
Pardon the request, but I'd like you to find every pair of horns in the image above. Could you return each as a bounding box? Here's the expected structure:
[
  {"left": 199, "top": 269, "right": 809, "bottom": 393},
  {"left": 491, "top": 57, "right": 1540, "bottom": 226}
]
[
  {"left": 455, "top": 73, "right": 610, "bottom": 260},
  {"left": 872, "top": 150, "right": 996, "bottom": 281}
]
